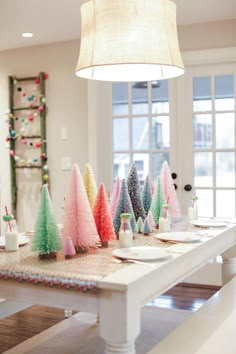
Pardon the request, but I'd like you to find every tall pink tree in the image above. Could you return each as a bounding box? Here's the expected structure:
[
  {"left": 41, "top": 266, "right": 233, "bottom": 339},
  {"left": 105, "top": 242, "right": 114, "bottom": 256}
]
[
  {"left": 62, "top": 164, "right": 99, "bottom": 252},
  {"left": 160, "top": 161, "right": 181, "bottom": 219},
  {"left": 93, "top": 183, "right": 116, "bottom": 247},
  {"left": 110, "top": 177, "right": 120, "bottom": 218}
]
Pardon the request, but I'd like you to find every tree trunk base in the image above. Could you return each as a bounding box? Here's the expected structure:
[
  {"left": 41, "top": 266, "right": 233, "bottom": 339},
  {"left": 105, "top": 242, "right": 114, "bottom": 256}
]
[
  {"left": 100, "top": 241, "right": 109, "bottom": 248},
  {"left": 75, "top": 247, "right": 87, "bottom": 254},
  {"left": 39, "top": 252, "right": 57, "bottom": 260},
  {"left": 65, "top": 254, "right": 74, "bottom": 259}
]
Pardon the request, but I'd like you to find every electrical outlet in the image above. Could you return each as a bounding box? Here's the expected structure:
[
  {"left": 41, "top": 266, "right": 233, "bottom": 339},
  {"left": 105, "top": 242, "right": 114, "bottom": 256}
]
[{"left": 61, "top": 157, "right": 72, "bottom": 171}]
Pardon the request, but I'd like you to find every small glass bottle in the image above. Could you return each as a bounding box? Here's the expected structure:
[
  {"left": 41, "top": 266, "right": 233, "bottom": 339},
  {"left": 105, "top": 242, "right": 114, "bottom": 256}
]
[
  {"left": 159, "top": 205, "right": 171, "bottom": 233},
  {"left": 188, "top": 195, "right": 198, "bottom": 221},
  {"left": 119, "top": 213, "right": 133, "bottom": 248},
  {"left": 4, "top": 219, "right": 19, "bottom": 251}
]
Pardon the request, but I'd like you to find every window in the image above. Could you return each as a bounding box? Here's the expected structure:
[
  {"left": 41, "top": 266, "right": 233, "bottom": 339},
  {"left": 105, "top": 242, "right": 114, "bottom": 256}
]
[
  {"left": 193, "top": 74, "right": 235, "bottom": 217},
  {"left": 112, "top": 80, "right": 170, "bottom": 185}
]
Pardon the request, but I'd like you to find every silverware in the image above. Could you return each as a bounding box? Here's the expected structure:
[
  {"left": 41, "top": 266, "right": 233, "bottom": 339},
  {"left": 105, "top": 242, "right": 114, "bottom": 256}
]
[{"left": 113, "top": 258, "right": 156, "bottom": 267}]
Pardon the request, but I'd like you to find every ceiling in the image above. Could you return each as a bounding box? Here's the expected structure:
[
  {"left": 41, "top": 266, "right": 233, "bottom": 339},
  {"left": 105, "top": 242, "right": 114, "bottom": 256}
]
[{"left": 0, "top": 0, "right": 235, "bottom": 52}]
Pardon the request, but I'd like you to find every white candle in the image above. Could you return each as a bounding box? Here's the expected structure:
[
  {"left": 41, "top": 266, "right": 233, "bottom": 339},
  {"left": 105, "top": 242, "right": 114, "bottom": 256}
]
[
  {"left": 159, "top": 217, "right": 171, "bottom": 233},
  {"left": 5, "top": 232, "right": 19, "bottom": 251},
  {"left": 119, "top": 230, "right": 133, "bottom": 248},
  {"left": 188, "top": 206, "right": 198, "bottom": 221}
]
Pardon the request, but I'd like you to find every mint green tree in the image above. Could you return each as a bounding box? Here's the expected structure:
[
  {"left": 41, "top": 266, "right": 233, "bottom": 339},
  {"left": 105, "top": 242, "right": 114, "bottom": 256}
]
[
  {"left": 136, "top": 216, "right": 143, "bottom": 234},
  {"left": 142, "top": 175, "right": 152, "bottom": 215},
  {"left": 113, "top": 179, "right": 136, "bottom": 234},
  {"left": 31, "top": 185, "right": 62, "bottom": 258},
  {"left": 127, "top": 162, "right": 146, "bottom": 221},
  {"left": 151, "top": 176, "right": 166, "bottom": 227}
]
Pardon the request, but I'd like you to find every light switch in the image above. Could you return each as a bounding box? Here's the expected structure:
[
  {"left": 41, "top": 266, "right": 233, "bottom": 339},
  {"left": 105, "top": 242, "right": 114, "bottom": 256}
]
[
  {"left": 61, "top": 157, "right": 72, "bottom": 170},
  {"left": 61, "top": 127, "right": 68, "bottom": 140}
]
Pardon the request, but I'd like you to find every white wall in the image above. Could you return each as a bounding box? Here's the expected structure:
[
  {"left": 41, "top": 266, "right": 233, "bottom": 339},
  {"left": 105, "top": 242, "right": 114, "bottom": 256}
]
[
  {"left": 178, "top": 19, "right": 236, "bottom": 51},
  {"left": 0, "top": 40, "right": 89, "bottom": 231}
]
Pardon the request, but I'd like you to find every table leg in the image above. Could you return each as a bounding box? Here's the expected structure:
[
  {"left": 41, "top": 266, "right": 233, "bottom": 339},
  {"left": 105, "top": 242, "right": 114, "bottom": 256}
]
[
  {"left": 221, "top": 245, "right": 236, "bottom": 286},
  {"left": 99, "top": 289, "right": 140, "bottom": 354}
]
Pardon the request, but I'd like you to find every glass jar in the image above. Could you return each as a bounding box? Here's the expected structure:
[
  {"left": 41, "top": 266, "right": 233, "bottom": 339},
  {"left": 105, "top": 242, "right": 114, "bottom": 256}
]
[
  {"left": 4, "top": 219, "right": 19, "bottom": 251},
  {"left": 188, "top": 196, "right": 198, "bottom": 221},
  {"left": 119, "top": 213, "right": 133, "bottom": 248},
  {"left": 159, "top": 206, "right": 171, "bottom": 232}
]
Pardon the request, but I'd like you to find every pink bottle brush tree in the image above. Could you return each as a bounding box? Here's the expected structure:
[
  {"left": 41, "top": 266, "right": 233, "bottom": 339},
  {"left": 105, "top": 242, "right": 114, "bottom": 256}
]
[
  {"left": 93, "top": 183, "right": 116, "bottom": 247},
  {"left": 110, "top": 177, "right": 120, "bottom": 218},
  {"left": 64, "top": 237, "right": 76, "bottom": 259},
  {"left": 160, "top": 161, "right": 181, "bottom": 220},
  {"left": 62, "top": 164, "right": 99, "bottom": 253}
]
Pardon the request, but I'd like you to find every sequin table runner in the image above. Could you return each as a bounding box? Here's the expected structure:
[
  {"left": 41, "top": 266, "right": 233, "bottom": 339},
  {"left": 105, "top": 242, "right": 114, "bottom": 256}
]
[
  {"left": 0, "top": 221, "right": 221, "bottom": 293},
  {"left": 0, "top": 232, "right": 175, "bottom": 292}
]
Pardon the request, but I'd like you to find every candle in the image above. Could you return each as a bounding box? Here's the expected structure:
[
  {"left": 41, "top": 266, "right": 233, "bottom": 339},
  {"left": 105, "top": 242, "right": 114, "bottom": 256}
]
[
  {"left": 188, "top": 205, "right": 198, "bottom": 221},
  {"left": 5, "top": 231, "right": 19, "bottom": 251},
  {"left": 159, "top": 217, "right": 171, "bottom": 233},
  {"left": 119, "top": 230, "right": 133, "bottom": 248}
]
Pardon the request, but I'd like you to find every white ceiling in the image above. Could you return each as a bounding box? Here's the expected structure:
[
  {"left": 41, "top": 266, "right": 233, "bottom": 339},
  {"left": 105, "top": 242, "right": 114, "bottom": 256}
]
[{"left": 0, "top": 0, "right": 235, "bottom": 52}]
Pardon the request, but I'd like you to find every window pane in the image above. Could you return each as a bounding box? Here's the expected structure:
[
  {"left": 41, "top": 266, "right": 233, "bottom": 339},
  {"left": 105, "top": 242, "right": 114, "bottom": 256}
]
[
  {"left": 193, "top": 114, "right": 212, "bottom": 149},
  {"left": 196, "top": 189, "right": 213, "bottom": 218},
  {"left": 194, "top": 152, "right": 213, "bottom": 187},
  {"left": 152, "top": 80, "right": 169, "bottom": 114},
  {"left": 215, "top": 75, "right": 234, "bottom": 111},
  {"left": 131, "top": 82, "right": 148, "bottom": 114},
  {"left": 113, "top": 118, "right": 129, "bottom": 150},
  {"left": 216, "top": 152, "right": 235, "bottom": 187},
  {"left": 152, "top": 116, "right": 170, "bottom": 149},
  {"left": 193, "top": 76, "right": 212, "bottom": 112},
  {"left": 112, "top": 83, "right": 128, "bottom": 115},
  {"left": 215, "top": 113, "right": 235, "bottom": 149},
  {"left": 152, "top": 152, "right": 169, "bottom": 183},
  {"left": 132, "top": 117, "right": 149, "bottom": 150},
  {"left": 113, "top": 153, "right": 130, "bottom": 180},
  {"left": 216, "top": 190, "right": 235, "bottom": 218},
  {"left": 133, "top": 153, "right": 149, "bottom": 186}
]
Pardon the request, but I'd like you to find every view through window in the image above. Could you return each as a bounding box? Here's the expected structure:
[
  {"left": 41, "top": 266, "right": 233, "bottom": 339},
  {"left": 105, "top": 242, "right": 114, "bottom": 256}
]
[
  {"left": 112, "top": 80, "right": 170, "bottom": 186},
  {"left": 193, "top": 74, "right": 235, "bottom": 217}
]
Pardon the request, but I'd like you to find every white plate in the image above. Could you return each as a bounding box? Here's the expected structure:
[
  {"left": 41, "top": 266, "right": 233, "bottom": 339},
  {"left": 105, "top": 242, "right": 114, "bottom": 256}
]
[
  {"left": 155, "top": 232, "right": 201, "bottom": 243},
  {"left": 189, "top": 220, "right": 227, "bottom": 228},
  {"left": 0, "top": 234, "right": 30, "bottom": 248},
  {"left": 112, "top": 246, "right": 171, "bottom": 261}
]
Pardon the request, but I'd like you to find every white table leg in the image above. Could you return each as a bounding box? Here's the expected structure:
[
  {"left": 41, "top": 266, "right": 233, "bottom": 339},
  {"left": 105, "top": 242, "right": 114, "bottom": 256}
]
[
  {"left": 221, "top": 245, "right": 236, "bottom": 286},
  {"left": 99, "top": 289, "right": 140, "bottom": 354}
]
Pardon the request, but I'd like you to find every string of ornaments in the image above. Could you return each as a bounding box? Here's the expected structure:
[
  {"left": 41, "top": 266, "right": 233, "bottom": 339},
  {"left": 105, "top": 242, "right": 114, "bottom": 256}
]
[{"left": 5, "top": 73, "right": 50, "bottom": 182}]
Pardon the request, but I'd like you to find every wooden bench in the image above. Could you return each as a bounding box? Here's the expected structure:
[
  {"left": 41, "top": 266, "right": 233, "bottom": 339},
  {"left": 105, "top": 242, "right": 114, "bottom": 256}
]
[{"left": 148, "top": 276, "right": 236, "bottom": 354}]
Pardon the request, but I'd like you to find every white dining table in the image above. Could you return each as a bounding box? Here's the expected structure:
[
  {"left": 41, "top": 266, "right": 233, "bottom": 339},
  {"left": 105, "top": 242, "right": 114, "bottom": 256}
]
[{"left": 0, "top": 222, "right": 236, "bottom": 354}]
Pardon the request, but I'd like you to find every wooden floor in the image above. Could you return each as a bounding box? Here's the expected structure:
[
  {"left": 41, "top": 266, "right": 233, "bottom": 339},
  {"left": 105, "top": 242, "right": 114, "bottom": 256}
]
[{"left": 0, "top": 284, "right": 220, "bottom": 353}]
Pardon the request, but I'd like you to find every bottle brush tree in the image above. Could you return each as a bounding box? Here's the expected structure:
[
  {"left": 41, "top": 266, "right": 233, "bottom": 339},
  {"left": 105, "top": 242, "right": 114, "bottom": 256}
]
[
  {"left": 62, "top": 164, "right": 99, "bottom": 253},
  {"left": 31, "top": 184, "right": 62, "bottom": 259},
  {"left": 127, "top": 162, "right": 146, "bottom": 221},
  {"left": 113, "top": 179, "right": 136, "bottom": 234},
  {"left": 83, "top": 163, "right": 97, "bottom": 210},
  {"left": 93, "top": 182, "right": 116, "bottom": 247}
]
